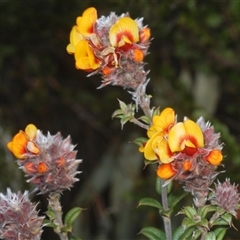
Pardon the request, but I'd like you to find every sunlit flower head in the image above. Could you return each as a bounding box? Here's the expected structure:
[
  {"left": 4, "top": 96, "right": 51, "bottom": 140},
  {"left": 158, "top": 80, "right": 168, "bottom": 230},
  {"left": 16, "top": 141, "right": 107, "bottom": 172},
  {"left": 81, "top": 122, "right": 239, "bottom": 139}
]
[
  {"left": 0, "top": 188, "right": 43, "bottom": 240},
  {"left": 7, "top": 124, "right": 82, "bottom": 194},
  {"left": 67, "top": 7, "right": 151, "bottom": 91}
]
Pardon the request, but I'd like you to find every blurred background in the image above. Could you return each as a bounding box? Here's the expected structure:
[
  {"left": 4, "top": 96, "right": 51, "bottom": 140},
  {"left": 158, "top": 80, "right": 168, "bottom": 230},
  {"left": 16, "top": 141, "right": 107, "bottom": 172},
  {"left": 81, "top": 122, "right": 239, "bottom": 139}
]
[{"left": 1, "top": 0, "right": 240, "bottom": 239}]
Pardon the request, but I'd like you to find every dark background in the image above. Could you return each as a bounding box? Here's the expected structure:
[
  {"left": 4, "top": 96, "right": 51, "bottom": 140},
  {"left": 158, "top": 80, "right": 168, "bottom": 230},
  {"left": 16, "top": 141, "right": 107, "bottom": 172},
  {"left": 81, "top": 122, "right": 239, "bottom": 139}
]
[{"left": 1, "top": 1, "right": 240, "bottom": 239}]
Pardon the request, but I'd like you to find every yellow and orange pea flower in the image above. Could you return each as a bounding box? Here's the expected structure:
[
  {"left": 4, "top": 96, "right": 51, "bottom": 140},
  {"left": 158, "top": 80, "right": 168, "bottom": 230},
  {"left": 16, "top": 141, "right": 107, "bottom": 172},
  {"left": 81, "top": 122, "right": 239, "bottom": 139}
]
[
  {"left": 142, "top": 108, "right": 175, "bottom": 162},
  {"left": 7, "top": 124, "right": 39, "bottom": 159},
  {"left": 67, "top": 7, "right": 151, "bottom": 74}
]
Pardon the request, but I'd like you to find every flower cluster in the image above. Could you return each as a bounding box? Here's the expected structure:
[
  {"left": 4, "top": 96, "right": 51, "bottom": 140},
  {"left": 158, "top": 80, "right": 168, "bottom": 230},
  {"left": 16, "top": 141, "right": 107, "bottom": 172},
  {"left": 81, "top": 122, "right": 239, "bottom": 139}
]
[
  {"left": 210, "top": 179, "right": 240, "bottom": 217},
  {"left": 7, "top": 124, "right": 81, "bottom": 194},
  {"left": 139, "top": 108, "right": 223, "bottom": 205},
  {"left": 66, "top": 7, "right": 151, "bottom": 90},
  {"left": 0, "top": 188, "right": 43, "bottom": 240}
]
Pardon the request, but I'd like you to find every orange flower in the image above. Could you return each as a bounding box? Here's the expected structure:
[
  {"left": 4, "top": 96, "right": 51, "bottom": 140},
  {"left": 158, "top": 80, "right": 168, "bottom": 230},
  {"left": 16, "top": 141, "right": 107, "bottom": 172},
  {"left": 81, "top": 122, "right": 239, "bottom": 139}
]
[
  {"left": 37, "top": 162, "right": 49, "bottom": 174},
  {"left": 140, "top": 27, "right": 151, "bottom": 43},
  {"left": 205, "top": 149, "right": 223, "bottom": 166},
  {"left": 109, "top": 17, "right": 139, "bottom": 48},
  {"left": 168, "top": 119, "right": 204, "bottom": 156},
  {"left": 7, "top": 124, "right": 39, "bottom": 159},
  {"left": 75, "top": 40, "right": 100, "bottom": 70},
  {"left": 157, "top": 163, "right": 176, "bottom": 179},
  {"left": 76, "top": 7, "right": 97, "bottom": 36},
  {"left": 132, "top": 49, "right": 144, "bottom": 62}
]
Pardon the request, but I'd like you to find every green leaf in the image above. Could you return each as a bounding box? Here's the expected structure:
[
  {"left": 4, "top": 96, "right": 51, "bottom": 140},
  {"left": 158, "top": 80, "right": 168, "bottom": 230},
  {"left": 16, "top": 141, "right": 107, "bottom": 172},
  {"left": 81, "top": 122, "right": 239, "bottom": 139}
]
[
  {"left": 43, "top": 219, "right": 57, "bottom": 228},
  {"left": 221, "top": 213, "right": 232, "bottom": 226},
  {"left": 138, "top": 115, "right": 151, "bottom": 125},
  {"left": 112, "top": 109, "right": 124, "bottom": 118},
  {"left": 179, "top": 206, "right": 197, "bottom": 219},
  {"left": 178, "top": 226, "right": 195, "bottom": 240},
  {"left": 168, "top": 192, "right": 188, "bottom": 209},
  {"left": 139, "top": 227, "right": 165, "bottom": 240},
  {"left": 205, "top": 231, "right": 216, "bottom": 240},
  {"left": 64, "top": 207, "right": 82, "bottom": 230},
  {"left": 173, "top": 226, "right": 185, "bottom": 240},
  {"left": 155, "top": 177, "right": 162, "bottom": 195},
  {"left": 211, "top": 218, "right": 230, "bottom": 227},
  {"left": 138, "top": 198, "right": 163, "bottom": 210},
  {"left": 118, "top": 99, "right": 127, "bottom": 111},
  {"left": 182, "top": 218, "right": 197, "bottom": 229},
  {"left": 46, "top": 206, "right": 56, "bottom": 220},
  {"left": 133, "top": 137, "right": 148, "bottom": 146},
  {"left": 214, "top": 228, "right": 227, "bottom": 240}
]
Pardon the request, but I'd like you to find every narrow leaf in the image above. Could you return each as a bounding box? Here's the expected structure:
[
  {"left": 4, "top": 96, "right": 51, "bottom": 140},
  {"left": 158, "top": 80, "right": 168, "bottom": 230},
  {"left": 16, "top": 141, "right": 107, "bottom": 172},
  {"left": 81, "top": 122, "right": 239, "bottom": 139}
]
[
  {"left": 173, "top": 226, "right": 184, "bottom": 240},
  {"left": 139, "top": 227, "right": 165, "bottom": 240},
  {"left": 214, "top": 228, "right": 227, "bottom": 240},
  {"left": 64, "top": 207, "right": 82, "bottom": 228},
  {"left": 169, "top": 192, "right": 188, "bottom": 208},
  {"left": 178, "top": 227, "right": 195, "bottom": 240},
  {"left": 138, "top": 198, "right": 163, "bottom": 210},
  {"left": 205, "top": 232, "right": 216, "bottom": 240}
]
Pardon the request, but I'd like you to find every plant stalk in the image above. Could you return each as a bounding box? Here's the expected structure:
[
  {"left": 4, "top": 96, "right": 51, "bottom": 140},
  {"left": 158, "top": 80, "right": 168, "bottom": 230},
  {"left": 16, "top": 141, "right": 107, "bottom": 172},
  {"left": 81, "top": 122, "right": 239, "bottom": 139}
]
[{"left": 49, "top": 192, "right": 68, "bottom": 240}]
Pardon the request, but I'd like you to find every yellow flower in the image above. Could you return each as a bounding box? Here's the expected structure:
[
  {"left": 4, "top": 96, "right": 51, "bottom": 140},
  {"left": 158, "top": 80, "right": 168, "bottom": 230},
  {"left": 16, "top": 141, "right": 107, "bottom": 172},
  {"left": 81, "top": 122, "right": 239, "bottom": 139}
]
[
  {"left": 109, "top": 17, "right": 139, "bottom": 48},
  {"left": 66, "top": 26, "right": 84, "bottom": 54},
  {"left": 75, "top": 40, "right": 100, "bottom": 70},
  {"left": 143, "top": 108, "right": 175, "bottom": 162},
  {"left": 168, "top": 119, "right": 204, "bottom": 156},
  {"left": 7, "top": 124, "right": 39, "bottom": 159},
  {"left": 76, "top": 7, "right": 97, "bottom": 36},
  {"left": 147, "top": 108, "right": 175, "bottom": 138}
]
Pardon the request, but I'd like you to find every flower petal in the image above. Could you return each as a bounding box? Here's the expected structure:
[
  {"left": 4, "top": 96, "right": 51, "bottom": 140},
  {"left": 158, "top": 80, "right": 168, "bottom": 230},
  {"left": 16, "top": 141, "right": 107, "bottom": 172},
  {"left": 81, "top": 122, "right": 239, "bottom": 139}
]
[
  {"left": 157, "top": 163, "right": 176, "bottom": 179},
  {"left": 66, "top": 26, "right": 83, "bottom": 54},
  {"left": 75, "top": 40, "right": 100, "bottom": 70},
  {"left": 109, "top": 17, "right": 139, "bottom": 47},
  {"left": 76, "top": 7, "right": 97, "bottom": 36},
  {"left": 147, "top": 107, "right": 175, "bottom": 138},
  {"left": 25, "top": 124, "right": 37, "bottom": 140},
  {"left": 205, "top": 149, "right": 223, "bottom": 166},
  {"left": 144, "top": 132, "right": 161, "bottom": 160},
  {"left": 8, "top": 131, "right": 28, "bottom": 159},
  {"left": 168, "top": 120, "right": 204, "bottom": 154},
  {"left": 140, "top": 27, "right": 151, "bottom": 43},
  {"left": 158, "top": 138, "right": 173, "bottom": 163}
]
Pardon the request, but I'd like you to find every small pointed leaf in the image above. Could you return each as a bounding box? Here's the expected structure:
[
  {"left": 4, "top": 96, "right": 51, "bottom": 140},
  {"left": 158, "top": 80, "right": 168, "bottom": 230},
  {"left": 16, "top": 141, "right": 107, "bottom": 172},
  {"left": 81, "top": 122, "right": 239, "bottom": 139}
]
[
  {"left": 168, "top": 192, "right": 188, "bottom": 209},
  {"left": 214, "top": 228, "right": 227, "bottom": 240},
  {"left": 139, "top": 227, "right": 165, "bottom": 240},
  {"left": 138, "top": 198, "right": 163, "bottom": 210},
  {"left": 64, "top": 207, "right": 82, "bottom": 229},
  {"left": 205, "top": 232, "right": 216, "bottom": 240}
]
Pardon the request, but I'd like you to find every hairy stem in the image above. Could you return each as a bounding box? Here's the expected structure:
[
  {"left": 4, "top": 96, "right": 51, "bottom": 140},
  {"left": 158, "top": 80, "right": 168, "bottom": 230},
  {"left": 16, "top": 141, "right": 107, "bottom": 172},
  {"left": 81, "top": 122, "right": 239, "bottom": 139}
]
[
  {"left": 49, "top": 192, "right": 68, "bottom": 240},
  {"left": 130, "top": 118, "right": 149, "bottom": 129},
  {"left": 161, "top": 180, "right": 172, "bottom": 240},
  {"left": 138, "top": 87, "right": 172, "bottom": 239}
]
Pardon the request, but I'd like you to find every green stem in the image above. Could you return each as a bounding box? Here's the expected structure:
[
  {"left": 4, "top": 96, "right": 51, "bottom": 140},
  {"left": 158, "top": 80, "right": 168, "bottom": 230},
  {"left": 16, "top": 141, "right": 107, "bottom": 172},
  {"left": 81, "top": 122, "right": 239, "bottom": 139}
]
[
  {"left": 161, "top": 180, "right": 172, "bottom": 240},
  {"left": 49, "top": 192, "right": 68, "bottom": 240}
]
